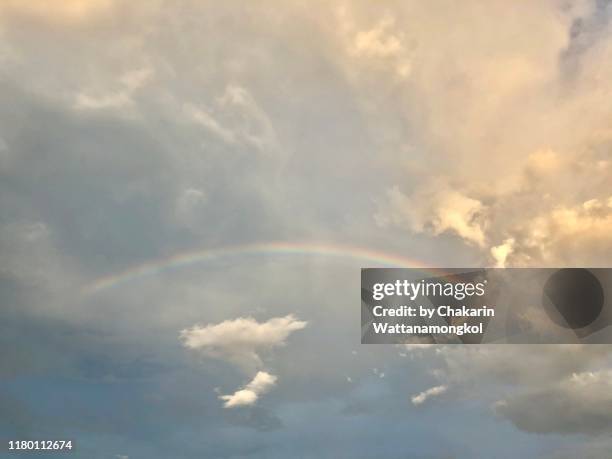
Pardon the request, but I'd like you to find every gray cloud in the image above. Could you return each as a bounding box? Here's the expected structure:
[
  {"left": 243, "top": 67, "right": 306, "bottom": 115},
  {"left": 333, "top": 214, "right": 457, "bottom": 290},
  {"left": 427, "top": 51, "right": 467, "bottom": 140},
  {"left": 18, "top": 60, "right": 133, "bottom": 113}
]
[{"left": 495, "top": 370, "right": 612, "bottom": 435}]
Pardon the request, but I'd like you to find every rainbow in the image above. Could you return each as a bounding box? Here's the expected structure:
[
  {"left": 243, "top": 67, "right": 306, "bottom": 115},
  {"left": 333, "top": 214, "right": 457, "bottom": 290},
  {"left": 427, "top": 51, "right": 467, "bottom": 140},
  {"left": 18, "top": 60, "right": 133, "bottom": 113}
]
[{"left": 82, "top": 241, "right": 437, "bottom": 295}]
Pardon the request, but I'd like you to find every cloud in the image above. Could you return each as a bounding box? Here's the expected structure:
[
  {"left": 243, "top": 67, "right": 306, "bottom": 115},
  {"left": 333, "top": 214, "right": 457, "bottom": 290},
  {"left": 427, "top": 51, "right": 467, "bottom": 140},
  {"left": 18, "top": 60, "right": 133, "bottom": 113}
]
[
  {"left": 406, "top": 345, "right": 610, "bottom": 387},
  {"left": 351, "top": 15, "right": 403, "bottom": 59},
  {"left": 376, "top": 185, "right": 486, "bottom": 247},
  {"left": 74, "top": 67, "right": 153, "bottom": 111},
  {"left": 495, "top": 370, "right": 612, "bottom": 435},
  {"left": 355, "top": 2, "right": 612, "bottom": 268},
  {"left": 378, "top": 150, "right": 612, "bottom": 266},
  {"left": 490, "top": 238, "right": 515, "bottom": 268},
  {"left": 220, "top": 371, "right": 277, "bottom": 408},
  {"left": 403, "top": 345, "right": 612, "bottom": 435},
  {"left": 180, "top": 315, "right": 305, "bottom": 408},
  {"left": 337, "top": 7, "right": 413, "bottom": 78},
  {"left": 184, "top": 104, "right": 237, "bottom": 144},
  {"left": 411, "top": 385, "right": 447, "bottom": 406},
  {"left": 510, "top": 197, "right": 612, "bottom": 266},
  {"left": 217, "top": 85, "right": 282, "bottom": 157},
  {"left": 0, "top": 0, "right": 115, "bottom": 23},
  {"left": 180, "top": 315, "right": 307, "bottom": 372},
  {"left": 74, "top": 92, "right": 132, "bottom": 111},
  {"left": 183, "top": 84, "right": 283, "bottom": 161},
  {"left": 2, "top": 1, "right": 612, "bottom": 456}
]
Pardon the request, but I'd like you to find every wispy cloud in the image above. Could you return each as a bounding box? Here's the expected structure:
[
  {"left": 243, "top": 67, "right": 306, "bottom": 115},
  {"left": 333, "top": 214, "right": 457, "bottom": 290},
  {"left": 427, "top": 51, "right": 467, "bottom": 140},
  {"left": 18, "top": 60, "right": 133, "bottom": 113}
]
[{"left": 411, "top": 385, "right": 447, "bottom": 406}]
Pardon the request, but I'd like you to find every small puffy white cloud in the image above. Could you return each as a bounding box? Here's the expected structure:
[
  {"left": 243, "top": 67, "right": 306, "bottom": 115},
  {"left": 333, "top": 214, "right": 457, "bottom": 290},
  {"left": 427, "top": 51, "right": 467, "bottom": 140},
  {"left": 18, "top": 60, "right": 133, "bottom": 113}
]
[
  {"left": 221, "top": 389, "right": 257, "bottom": 407},
  {"left": 411, "top": 385, "right": 447, "bottom": 406},
  {"left": 180, "top": 315, "right": 307, "bottom": 372},
  {"left": 220, "top": 371, "right": 277, "bottom": 408}
]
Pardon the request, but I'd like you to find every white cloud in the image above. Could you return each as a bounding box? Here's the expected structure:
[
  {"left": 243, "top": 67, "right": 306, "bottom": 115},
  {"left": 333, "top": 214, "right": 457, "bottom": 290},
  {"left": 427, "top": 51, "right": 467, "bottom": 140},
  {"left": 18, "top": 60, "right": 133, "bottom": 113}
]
[
  {"left": 490, "top": 238, "right": 515, "bottom": 268},
  {"left": 376, "top": 185, "right": 487, "bottom": 247},
  {"left": 220, "top": 371, "right": 277, "bottom": 408},
  {"left": 180, "top": 315, "right": 307, "bottom": 372},
  {"left": 411, "top": 385, "right": 447, "bottom": 406}
]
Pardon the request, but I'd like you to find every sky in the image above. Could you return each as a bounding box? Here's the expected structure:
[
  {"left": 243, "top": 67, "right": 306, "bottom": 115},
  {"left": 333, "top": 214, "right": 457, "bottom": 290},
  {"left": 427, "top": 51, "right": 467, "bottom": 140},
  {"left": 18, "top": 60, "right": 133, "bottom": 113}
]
[{"left": 1, "top": 1, "right": 612, "bottom": 458}]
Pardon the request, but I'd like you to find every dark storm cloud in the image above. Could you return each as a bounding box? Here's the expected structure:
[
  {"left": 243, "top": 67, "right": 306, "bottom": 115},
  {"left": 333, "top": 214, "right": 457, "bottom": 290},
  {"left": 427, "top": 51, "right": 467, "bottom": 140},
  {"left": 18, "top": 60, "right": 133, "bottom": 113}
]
[{"left": 0, "top": 80, "right": 290, "bottom": 278}]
